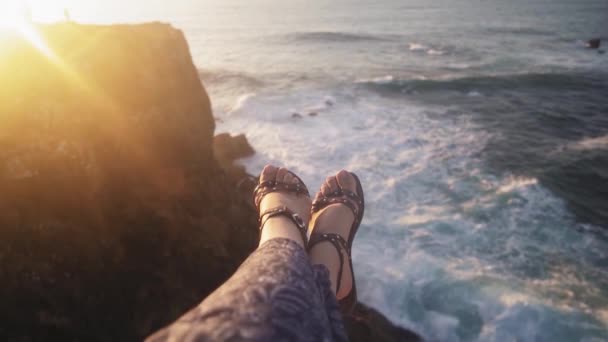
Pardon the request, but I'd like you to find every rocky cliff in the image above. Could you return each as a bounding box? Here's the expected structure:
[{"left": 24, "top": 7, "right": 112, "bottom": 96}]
[{"left": 0, "top": 23, "right": 420, "bottom": 341}]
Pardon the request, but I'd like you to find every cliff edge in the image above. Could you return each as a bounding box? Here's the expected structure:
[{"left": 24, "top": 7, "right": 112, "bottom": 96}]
[{"left": 0, "top": 23, "right": 420, "bottom": 341}]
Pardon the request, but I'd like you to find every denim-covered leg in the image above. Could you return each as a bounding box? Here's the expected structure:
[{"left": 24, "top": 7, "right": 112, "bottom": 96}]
[{"left": 147, "top": 238, "right": 348, "bottom": 342}]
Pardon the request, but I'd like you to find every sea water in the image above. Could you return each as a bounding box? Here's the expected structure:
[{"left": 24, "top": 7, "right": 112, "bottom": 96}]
[{"left": 74, "top": 0, "right": 608, "bottom": 340}]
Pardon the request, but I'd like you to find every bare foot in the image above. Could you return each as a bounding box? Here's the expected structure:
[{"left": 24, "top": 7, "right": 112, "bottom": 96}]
[
  {"left": 257, "top": 165, "right": 312, "bottom": 248},
  {"left": 308, "top": 170, "right": 358, "bottom": 299}
]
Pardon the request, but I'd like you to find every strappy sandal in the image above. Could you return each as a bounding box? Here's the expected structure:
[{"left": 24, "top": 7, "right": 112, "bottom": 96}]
[
  {"left": 307, "top": 172, "right": 364, "bottom": 314},
  {"left": 253, "top": 168, "right": 311, "bottom": 246}
]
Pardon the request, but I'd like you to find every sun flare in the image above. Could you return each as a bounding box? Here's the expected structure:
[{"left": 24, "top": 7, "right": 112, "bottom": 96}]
[
  {"left": 0, "top": 0, "right": 69, "bottom": 26},
  {"left": 0, "top": 1, "right": 28, "bottom": 29},
  {"left": 0, "top": 0, "right": 54, "bottom": 56}
]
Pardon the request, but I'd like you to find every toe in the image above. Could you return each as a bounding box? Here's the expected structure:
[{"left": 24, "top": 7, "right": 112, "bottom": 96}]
[
  {"left": 276, "top": 167, "right": 289, "bottom": 183},
  {"left": 321, "top": 181, "right": 331, "bottom": 195},
  {"left": 336, "top": 170, "right": 357, "bottom": 192},
  {"left": 260, "top": 164, "right": 278, "bottom": 183},
  {"left": 326, "top": 176, "right": 339, "bottom": 193},
  {"left": 313, "top": 191, "right": 324, "bottom": 203},
  {"left": 284, "top": 172, "right": 294, "bottom": 185}
]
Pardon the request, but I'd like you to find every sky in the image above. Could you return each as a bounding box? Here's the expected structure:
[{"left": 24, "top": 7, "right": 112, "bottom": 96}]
[{"left": 0, "top": 0, "right": 203, "bottom": 24}]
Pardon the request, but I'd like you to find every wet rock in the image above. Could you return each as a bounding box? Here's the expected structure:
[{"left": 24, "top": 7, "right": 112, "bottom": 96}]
[
  {"left": 291, "top": 112, "right": 303, "bottom": 119},
  {"left": 587, "top": 38, "right": 601, "bottom": 49},
  {"left": 214, "top": 133, "right": 255, "bottom": 163},
  {"left": 308, "top": 111, "right": 319, "bottom": 117},
  {"left": 345, "top": 303, "right": 423, "bottom": 342},
  {"left": 213, "top": 133, "right": 255, "bottom": 181}
]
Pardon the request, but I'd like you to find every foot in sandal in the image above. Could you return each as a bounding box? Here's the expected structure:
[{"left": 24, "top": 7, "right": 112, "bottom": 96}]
[
  {"left": 307, "top": 170, "right": 364, "bottom": 314},
  {"left": 253, "top": 165, "right": 312, "bottom": 248}
]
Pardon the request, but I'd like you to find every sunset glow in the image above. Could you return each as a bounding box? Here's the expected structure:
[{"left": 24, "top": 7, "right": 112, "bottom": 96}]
[
  {"left": 0, "top": 0, "right": 53, "bottom": 56},
  {"left": 0, "top": 0, "right": 119, "bottom": 122},
  {"left": 0, "top": 0, "right": 80, "bottom": 24}
]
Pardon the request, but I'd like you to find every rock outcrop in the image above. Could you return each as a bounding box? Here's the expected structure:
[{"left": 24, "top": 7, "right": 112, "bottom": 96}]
[
  {"left": 0, "top": 23, "right": 420, "bottom": 341},
  {"left": 587, "top": 38, "right": 601, "bottom": 49}
]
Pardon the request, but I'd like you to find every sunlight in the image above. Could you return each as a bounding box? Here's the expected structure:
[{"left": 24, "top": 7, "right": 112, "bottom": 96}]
[
  {"left": 0, "top": 0, "right": 121, "bottom": 121},
  {"left": 0, "top": 0, "right": 70, "bottom": 24},
  {"left": 0, "top": 0, "right": 29, "bottom": 29},
  {"left": 0, "top": 0, "right": 53, "bottom": 56}
]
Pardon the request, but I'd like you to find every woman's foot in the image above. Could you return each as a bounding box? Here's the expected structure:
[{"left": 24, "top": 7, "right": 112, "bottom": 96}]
[
  {"left": 308, "top": 170, "right": 359, "bottom": 299},
  {"left": 256, "top": 165, "right": 312, "bottom": 248}
]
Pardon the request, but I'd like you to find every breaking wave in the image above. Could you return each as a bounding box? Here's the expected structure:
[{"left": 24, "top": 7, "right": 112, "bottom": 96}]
[
  {"left": 198, "top": 68, "right": 264, "bottom": 88},
  {"left": 285, "top": 31, "right": 393, "bottom": 43},
  {"left": 356, "top": 71, "right": 608, "bottom": 95}
]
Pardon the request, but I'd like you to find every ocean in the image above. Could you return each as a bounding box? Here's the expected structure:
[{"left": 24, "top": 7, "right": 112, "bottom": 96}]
[{"left": 72, "top": 0, "right": 608, "bottom": 340}]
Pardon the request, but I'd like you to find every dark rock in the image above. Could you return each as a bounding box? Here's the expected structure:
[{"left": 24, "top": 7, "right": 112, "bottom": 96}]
[
  {"left": 587, "top": 38, "right": 601, "bottom": 49},
  {"left": 345, "top": 303, "right": 423, "bottom": 342},
  {"left": 0, "top": 21, "right": 420, "bottom": 342},
  {"left": 213, "top": 133, "right": 256, "bottom": 182},
  {"left": 308, "top": 111, "right": 319, "bottom": 117},
  {"left": 0, "top": 22, "right": 258, "bottom": 341},
  {"left": 214, "top": 133, "right": 255, "bottom": 163},
  {"left": 292, "top": 112, "right": 303, "bottom": 119}
]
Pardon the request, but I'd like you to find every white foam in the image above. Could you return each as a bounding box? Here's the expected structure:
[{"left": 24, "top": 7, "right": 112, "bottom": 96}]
[
  {"left": 448, "top": 63, "right": 473, "bottom": 70},
  {"left": 217, "top": 86, "right": 608, "bottom": 341},
  {"left": 227, "top": 92, "right": 256, "bottom": 114},
  {"left": 496, "top": 177, "right": 538, "bottom": 194},
  {"left": 408, "top": 43, "right": 427, "bottom": 51},
  {"left": 427, "top": 49, "right": 445, "bottom": 55},
  {"left": 354, "top": 75, "right": 394, "bottom": 84},
  {"left": 571, "top": 135, "right": 608, "bottom": 150}
]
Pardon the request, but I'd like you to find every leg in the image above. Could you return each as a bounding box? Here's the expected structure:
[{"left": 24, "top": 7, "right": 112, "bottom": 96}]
[
  {"left": 257, "top": 165, "right": 311, "bottom": 248},
  {"left": 308, "top": 171, "right": 362, "bottom": 302},
  {"left": 146, "top": 166, "right": 348, "bottom": 342}
]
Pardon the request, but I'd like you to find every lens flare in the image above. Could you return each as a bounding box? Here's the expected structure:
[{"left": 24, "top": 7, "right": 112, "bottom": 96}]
[{"left": 0, "top": 0, "right": 53, "bottom": 56}]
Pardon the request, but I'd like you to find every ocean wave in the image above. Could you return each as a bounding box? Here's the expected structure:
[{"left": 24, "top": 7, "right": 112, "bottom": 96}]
[
  {"left": 216, "top": 85, "right": 608, "bottom": 341},
  {"left": 285, "top": 31, "right": 392, "bottom": 43},
  {"left": 227, "top": 93, "right": 257, "bottom": 114},
  {"left": 427, "top": 49, "right": 445, "bottom": 56},
  {"left": 408, "top": 43, "right": 427, "bottom": 51},
  {"left": 354, "top": 75, "right": 395, "bottom": 84},
  {"left": 408, "top": 42, "right": 448, "bottom": 56},
  {"left": 485, "top": 27, "right": 556, "bottom": 37},
  {"left": 198, "top": 68, "right": 264, "bottom": 88},
  {"left": 356, "top": 71, "right": 608, "bottom": 95},
  {"left": 571, "top": 135, "right": 608, "bottom": 151}
]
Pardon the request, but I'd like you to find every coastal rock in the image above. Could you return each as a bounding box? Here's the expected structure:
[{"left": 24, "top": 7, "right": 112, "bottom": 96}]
[
  {"left": 587, "top": 38, "right": 601, "bottom": 49},
  {"left": 213, "top": 133, "right": 256, "bottom": 182},
  {"left": 0, "top": 22, "right": 257, "bottom": 341},
  {"left": 0, "top": 22, "right": 420, "bottom": 341},
  {"left": 214, "top": 133, "right": 256, "bottom": 163},
  {"left": 345, "top": 303, "right": 422, "bottom": 342}
]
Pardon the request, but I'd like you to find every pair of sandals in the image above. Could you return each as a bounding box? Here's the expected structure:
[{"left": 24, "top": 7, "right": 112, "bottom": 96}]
[{"left": 253, "top": 166, "right": 365, "bottom": 314}]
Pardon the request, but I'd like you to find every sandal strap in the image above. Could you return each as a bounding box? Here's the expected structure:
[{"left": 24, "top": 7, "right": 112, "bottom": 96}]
[
  {"left": 253, "top": 178, "right": 309, "bottom": 210},
  {"left": 259, "top": 206, "right": 308, "bottom": 247},
  {"left": 311, "top": 189, "right": 363, "bottom": 226},
  {"left": 307, "top": 233, "right": 349, "bottom": 293}
]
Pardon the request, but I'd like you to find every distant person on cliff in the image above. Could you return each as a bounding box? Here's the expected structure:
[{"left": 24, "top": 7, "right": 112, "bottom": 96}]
[
  {"left": 64, "top": 9, "right": 71, "bottom": 22},
  {"left": 148, "top": 165, "right": 365, "bottom": 342}
]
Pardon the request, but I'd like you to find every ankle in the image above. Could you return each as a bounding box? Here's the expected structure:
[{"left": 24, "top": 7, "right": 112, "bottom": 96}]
[{"left": 259, "top": 216, "right": 306, "bottom": 248}]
